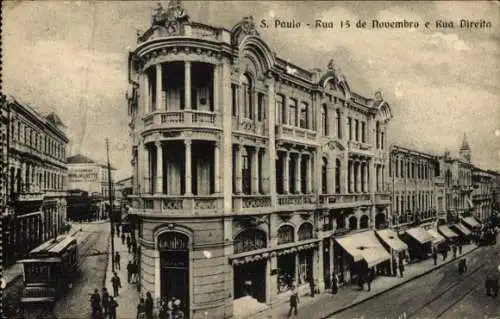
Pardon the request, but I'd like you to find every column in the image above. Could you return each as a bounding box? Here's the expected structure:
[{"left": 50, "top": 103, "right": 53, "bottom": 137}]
[
  {"left": 316, "top": 240, "right": 324, "bottom": 290},
  {"left": 326, "top": 159, "right": 334, "bottom": 194},
  {"left": 184, "top": 140, "right": 192, "bottom": 195},
  {"left": 184, "top": 62, "right": 191, "bottom": 111},
  {"left": 348, "top": 160, "right": 353, "bottom": 193},
  {"left": 143, "top": 72, "right": 150, "bottom": 115},
  {"left": 253, "top": 91, "right": 259, "bottom": 121},
  {"left": 251, "top": 147, "right": 259, "bottom": 194},
  {"left": 156, "top": 63, "right": 163, "bottom": 111},
  {"left": 363, "top": 162, "right": 368, "bottom": 192},
  {"left": 221, "top": 59, "right": 233, "bottom": 214},
  {"left": 295, "top": 153, "right": 302, "bottom": 193},
  {"left": 235, "top": 145, "right": 243, "bottom": 194},
  {"left": 155, "top": 141, "right": 163, "bottom": 194},
  {"left": 306, "top": 154, "right": 313, "bottom": 194},
  {"left": 267, "top": 77, "right": 277, "bottom": 205},
  {"left": 369, "top": 159, "right": 375, "bottom": 194},
  {"left": 356, "top": 161, "right": 362, "bottom": 193},
  {"left": 213, "top": 64, "right": 219, "bottom": 112},
  {"left": 353, "top": 161, "right": 358, "bottom": 192},
  {"left": 214, "top": 142, "right": 220, "bottom": 193},
  {"left": 283, "top": 151, "right": 290, "bottom": 193}
]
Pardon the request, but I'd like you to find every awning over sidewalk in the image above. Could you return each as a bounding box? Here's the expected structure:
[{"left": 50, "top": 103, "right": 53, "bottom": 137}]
[
  {"left": 426, "top": 229, "right": 446, "bottom": 245},
  {"left": 461, "top": 216, "right": 481, "bottom": 229},
  {"left": 405, "top": 227, "right": 434, "bottom": 244},
  {"left": 452, "top": 223, "right": 472, "bottom": 236},
  {"left": 336, "top": 230, "right": 391, "bottom": 268},
  {"left": 376, "top": 229, "right": 408, "bottom": 252},
  {"left": 439, "top": 225, "right": 459, "bottom": 239}
]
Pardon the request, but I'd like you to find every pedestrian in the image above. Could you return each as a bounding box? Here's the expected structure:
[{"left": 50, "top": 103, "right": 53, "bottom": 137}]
[
  {"left": 132, "top": 239, "right": 138, "bottom": 255},
  {"left": 131, "top": 261, "right": 139, "bottom": 284},
  {"left": 365, "top": 270, "right": 373, "bottom": 292},
  {"left": 121, "top": 232, "right": 126, "bottom": 245},
  {"left": 137, "top": 298, "right": 146, "bottom": 319},
  {"left": 90, "top": 288, "right": 101, "bottom": 317},
  {"left": 158, "top": 299, "right": 169, "bottom": 319},
  {"left": 101, "top": 287, "right": 110, "bottom": 317},
  {"left": 452, "top": 244, "right": 457, "bottom": 259},
  {"left": 392, "top": 258, "right": 398, "bottom": 276},
  {"left": 398, "top": 260, "right": 405, "bottom": 278},
  {"left": 111, "top": 272, "right": 122, "bottom": 297},
  {"left": 458, "top": 242, "right": 463, "bottom": 255},
  {"left": 309, "top": 277, "right": 315, "bottom": 297},
  {"left": 115, "top": 252, "right": 121, "bottom": 270},
  {"left": 331, "top": 273, "right": 338, "bottom": 294},
  {"left": 287, "top": 289, "right": 299, "bottom": 318},
  {"left": 116, "top": 224, "right": 120, "bottom": 237},
  {"left": 145, "top": 291, "right": 154, "bottom": 319},
  {"left": 357, "top": 273, "right": 364, "bottom": 290},
  {"left": 108, "top": 296, "right": 118, "bottom": 319},
  {"left": 432, "top": 248, "right": 438, "bottom": 266},
  {"left": 127, "top": 261, "right": 134, "bottom": 283}
]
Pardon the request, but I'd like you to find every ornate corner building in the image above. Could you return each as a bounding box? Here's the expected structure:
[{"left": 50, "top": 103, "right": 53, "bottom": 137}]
[
  {"left": 126, "top": 2, "right": 392, "bottom": 318},
  {"left": 1, "top": 95, "right": 69, "bottom": 268}
]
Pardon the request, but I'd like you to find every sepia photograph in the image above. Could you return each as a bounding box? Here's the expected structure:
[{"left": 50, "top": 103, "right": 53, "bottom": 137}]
[{"left": 1, "top": 1, "right": 499, "bottom": 318}]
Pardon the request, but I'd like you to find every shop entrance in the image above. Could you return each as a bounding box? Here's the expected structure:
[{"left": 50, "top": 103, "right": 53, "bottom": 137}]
[
  {"left": 323, "top": 238, "right": 331, "bottom": 289},
  {"left": 158, "top": 232, "right": 190, "bottom": 315},
  {"left": 277, "top": 253, "right": 295, "bottom": 293},
  {"left": 233, "top": 260, "right": 266, "bottom": 302}
]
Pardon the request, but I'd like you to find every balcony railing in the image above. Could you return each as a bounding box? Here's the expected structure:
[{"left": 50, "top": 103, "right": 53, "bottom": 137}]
[
  {"left": 17, "top": 192, "right": 44, "bottom": 201},
  {"left": 347, "top": 140, "right": 373, "bottom": 152},
  {"left": 232, "top": 194, "right": 272, "bottom": 212},
  {"left": 143, "top": 110, "right": 221, "bottom": 130},
  {"left": 318, "top": 193, "right": 371, "bottom": 205},
  {"left": 275, "top": 124, "right": 317, "bottom": 144},
  {"left": 232, "top": 117, "right": 267, "bottom": 136},
  {"left": 277, "top": 194, "right": 316, "bottom": 206}
]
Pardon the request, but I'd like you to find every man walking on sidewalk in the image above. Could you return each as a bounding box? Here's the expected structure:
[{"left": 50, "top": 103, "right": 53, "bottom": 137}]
[
  {"left": 127, "top": 261, "right": 134, "bottom": 283},
  {"left": 114, "top": 252, "right": 121, "bottom": 270},
  {"left": 398, "top": 260, "right": 405, "bottom": 278},
  {"left": 111, "top": 272, "right": 122, "bottom": 297},
  {"left": 126, "top": 235, "right": 131, "bottom": 253},
  {"left": 288, "top": 289, "right": 299, "bottom": 318},
  {"left": 121, "top": 232, "right": 126, "bottom": 245},
  {"left": 452, "top": 244, "right": 457, "bottom": 259},
  {"left": 432, "top": 248, "right": 438, "bottom": 266}
]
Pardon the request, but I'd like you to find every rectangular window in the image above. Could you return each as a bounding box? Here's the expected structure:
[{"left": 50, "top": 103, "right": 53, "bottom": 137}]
[
  {"left": 231, "top": 84, "right": 238, "bottom": 116},
  {"left": 289, "top": 98, "right": 297, "bottom": 126},
  {"left": 361, "top": 121, "right": 366, "bottom": 143},
  {"left": 257, "top": 93, "right": 265, "bottom": 121},
  {"left": 355, "top": 119, "right": 359, "bottom": 141},
  {"left": 299, "top": 102, "right": 308, "bottom": 129},
  {"left": 381, "top": 132, "right": 385, "bottom": 149},
  {"left": 348, "top": 117, "right": 352, "bottom": 140},
  {"left": 276, "top": 94, "right": 284, "bottom": 124}
]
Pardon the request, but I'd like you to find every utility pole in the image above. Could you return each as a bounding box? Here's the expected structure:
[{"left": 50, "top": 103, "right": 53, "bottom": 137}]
[{"left": 106, "top": 139, "right": 115, "bottom": 273}]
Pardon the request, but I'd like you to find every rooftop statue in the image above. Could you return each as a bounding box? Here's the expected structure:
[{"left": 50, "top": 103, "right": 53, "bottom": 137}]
[
  {"left": 151, "top": 1, "right": 189, "bottom": 31},
  {"left": 241, "top": 16, "right": 257, "bottom": 35}
]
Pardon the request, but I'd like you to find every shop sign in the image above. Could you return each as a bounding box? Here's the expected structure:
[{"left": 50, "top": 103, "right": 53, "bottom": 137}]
[
  {"left": 158, "top": 233, "right": 188, "bottom": 251},
  {"left": 277, "top": 225, "right": 294, "bottom": 245},
  {"left": 234, "top": 229, "right": 267, "bottom": 254}
]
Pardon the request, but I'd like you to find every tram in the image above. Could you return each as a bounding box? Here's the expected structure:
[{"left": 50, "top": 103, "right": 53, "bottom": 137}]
[{"left": 18, "top": 235, "right": 79, "bottom": 306}]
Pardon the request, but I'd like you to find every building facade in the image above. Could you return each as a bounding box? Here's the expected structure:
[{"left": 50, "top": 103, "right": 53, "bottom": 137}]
[
  {"left": 1, "top": 95, "right": 68, "bottom": 267},
  {"left": 127, "top": 3, "right": 392, "bottom": 318},
  {"left": 388, "top": 145, "right": 440, "bottom": 227},
  {"left": 471, "top": 167, "right": 495, "bottom": 222}
]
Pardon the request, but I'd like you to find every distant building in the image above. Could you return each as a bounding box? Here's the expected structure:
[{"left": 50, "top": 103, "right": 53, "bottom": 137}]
[
  {"left": 114, "top": 176, "right": 132, "bottom": 200},
  {"left": 471, "top": 167, "right": 495, "bottom": 221},
  {"left": 66, "top": 154, "right": 116, "bottom": 198},
  {"left": 1, "top": 95, "right": 69, "bottom": 267}
]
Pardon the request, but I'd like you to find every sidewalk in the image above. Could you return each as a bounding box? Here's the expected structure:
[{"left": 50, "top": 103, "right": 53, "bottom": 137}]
[
  {"left": 103, "top": 231, "right": 140, "bottom": 318},
  {"left": 3, "top": 224, "right": 80, "bottom": 289},
  {"left": 244, "top": 244, "right": 478, "bottom": 319}
]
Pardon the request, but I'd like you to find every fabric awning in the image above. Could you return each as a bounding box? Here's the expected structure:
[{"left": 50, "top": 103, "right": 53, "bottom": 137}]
[
  {"left": 453, "top": 223, "right": 472, "bottom": 236},
  {"left": 461, "top": 217, "right": 481, "bottom": 229},
  {"left": 376, "top": 229, "right": 408, "bottom": 252},
  {"left": 405, "top": 227, "right": 434, "bottom": 244},
  {"left": 439, "top": 225, "right": 459, "bottom": 239},
  {"left": 426, "top": 229, "right": 446, "bottom": 245},
  {"left": 336, "top": 230, "right": 391, "bottom": 268}
]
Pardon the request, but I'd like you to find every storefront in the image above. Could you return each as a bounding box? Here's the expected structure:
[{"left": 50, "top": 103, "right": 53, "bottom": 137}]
[
  {"left": 376, "top": 228, "right": 408, "bottom": 267},
  {"left": 450, "top": 223, "right": 472, "bottom": 244},
  {"left": 461, "top": 216, "right": 482, "bottom": 230},
  {"left": 401, "top": 227, "right": 434, "bottom": 261},
  {"left": 335, "top": 230, "right": 391, "bottom": 285},
  {"left": 426, "top": 228, "right": 447, "bottom": 253}
]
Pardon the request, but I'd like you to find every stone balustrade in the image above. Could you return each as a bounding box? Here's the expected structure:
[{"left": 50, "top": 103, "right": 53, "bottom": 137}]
[
  {"left": 232, "top": 195, "right": 273, "bottom": 212},
  {"left": 275, "top": 124, "right": 317, "bottom": 145},
  {"left": 143, "top": 110, "right": 221, "bottom": 130}
]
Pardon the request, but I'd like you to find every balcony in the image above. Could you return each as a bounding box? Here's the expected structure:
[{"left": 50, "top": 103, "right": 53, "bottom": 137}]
[
  {"left": 318, "top": 193, "right": 372, "bottom": 207},
  {"left": 347, "top": 140, "right": 373, "bottom": 152},
  {"left": 232, "top": 195, "right": 272, "bottom": 213},
  {"left": 17, "top": 192, "right": 44, "bottom": 202},
  {"left": 143, "top": 110, "right": 221, "bottom": 130},
  {"left": 275, "top": 124, "right": 317, "bottom": 145},
  {"left": 375, "top": 193, "right": 391, "bottom": 205},
  {"left": 277, "top": 194, "right": 316, "bottom": 209},
  {"left": 133, "top": 195, "right": 223, "bottom": 217},
  {"left": 232, "top": 117, "right": 267, "bottom": 136}
]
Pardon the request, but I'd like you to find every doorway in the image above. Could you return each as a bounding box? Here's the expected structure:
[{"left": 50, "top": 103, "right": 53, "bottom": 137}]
[{"left": 233, "top": 260, "right": 266, "bottom": 302}]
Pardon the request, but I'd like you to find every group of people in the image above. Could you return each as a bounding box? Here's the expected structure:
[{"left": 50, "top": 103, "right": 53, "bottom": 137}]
[
  {"left": 90, "top": 288, "right": 119, "bottom": 319},
  {"left": 157, "top": 296, "right": 185, "bottom": 319}
]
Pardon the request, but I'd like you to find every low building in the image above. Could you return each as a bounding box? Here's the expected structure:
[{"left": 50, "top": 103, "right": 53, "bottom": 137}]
[
  {"left": 1, "top": 95, "right": 68, "bottom": 267},
  {"left": 115, "top": 176, "right": 132, "bottom": 200}
]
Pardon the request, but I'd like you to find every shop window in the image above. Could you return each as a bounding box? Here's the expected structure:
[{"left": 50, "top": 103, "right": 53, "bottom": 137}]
[{"left": 277, "top": 225, "right": 294, "bottom": 245}]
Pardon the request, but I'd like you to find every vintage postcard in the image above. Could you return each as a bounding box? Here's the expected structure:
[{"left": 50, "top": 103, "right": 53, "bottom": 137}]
[{"left": 1, "top": 1, "right": 499, "bottom": 319}]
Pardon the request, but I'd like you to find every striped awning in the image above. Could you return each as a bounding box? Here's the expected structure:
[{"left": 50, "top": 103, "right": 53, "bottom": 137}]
[
  {"left": 453, "top": 223, "right": 472, "bottom": 236},
  {"left": 426, "top": 229, "right": 446, "bottom": 245},
  {"left": 336, "top": 230, "right": 391, "bottom": 268},
  {"left": 461, "top": 217, "right": 481, "bottom": 228},
  {"left": 439, "top": 225, "right": 459, "bottom": 239}
]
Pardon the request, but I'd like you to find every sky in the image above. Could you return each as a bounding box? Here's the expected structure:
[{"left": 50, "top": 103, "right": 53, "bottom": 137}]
[{"left": 3, "top": 0, "right": 500, "bottom": 179}]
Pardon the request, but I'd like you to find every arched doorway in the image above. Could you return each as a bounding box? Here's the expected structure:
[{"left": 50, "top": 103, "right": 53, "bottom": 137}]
[
  {"left": 233, "top": 229, "right": 267, "bottom": 303},
  {"left": 375, "top": 212, "right": 386, "bottom": 229},
  {"left": 348, "top": 216, "right": 358, "bottom": 231},
  {"left": 158, "top": 232, "right": 190, "bottom": 314},
  {"left": 359, "top": 215, "right": 369, "bottom": 229}
]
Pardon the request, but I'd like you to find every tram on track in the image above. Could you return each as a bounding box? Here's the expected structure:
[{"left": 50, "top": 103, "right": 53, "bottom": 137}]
[{"left": 17, "top": 235, "right": 79, "bottom": 306}]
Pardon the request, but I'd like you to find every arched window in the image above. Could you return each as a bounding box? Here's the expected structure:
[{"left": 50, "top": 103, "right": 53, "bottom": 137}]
[
  {"left": 348, "top": 216, "right": 358, "bottom": 230},
  {"left": 298, "top": 223, "right": 314, "bottom": 241},
  {"left": 241, "top": 73, "right": 253, "bottom": 119},
  {"left": 360, "top": 215, "right": 369, "bottom": 229},
  {"left": 336, "top": 109, "right": 342, "bottom": 138},
  {"left": 322, "top": 158, "right": 328, "bottom": 194},
  {"left": 335, "top": 159, "right": 341, "bottom": 194},
  {"left": 321, "top": 104, "right": 328, "bottom": 136},
  {"left": 336, "top": 215, "right": 345, "bottom": 229},
  {"left": 277, "top": 225, "right": 294, "bottom": 245},
  {"left": 234, "top": 229, "right": 267, "bottom": 254}
]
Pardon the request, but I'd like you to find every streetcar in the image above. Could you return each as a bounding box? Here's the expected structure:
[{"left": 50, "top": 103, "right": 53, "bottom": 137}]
[{"left": 17, "top": 235, "right": 79, "bottom": 306}]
